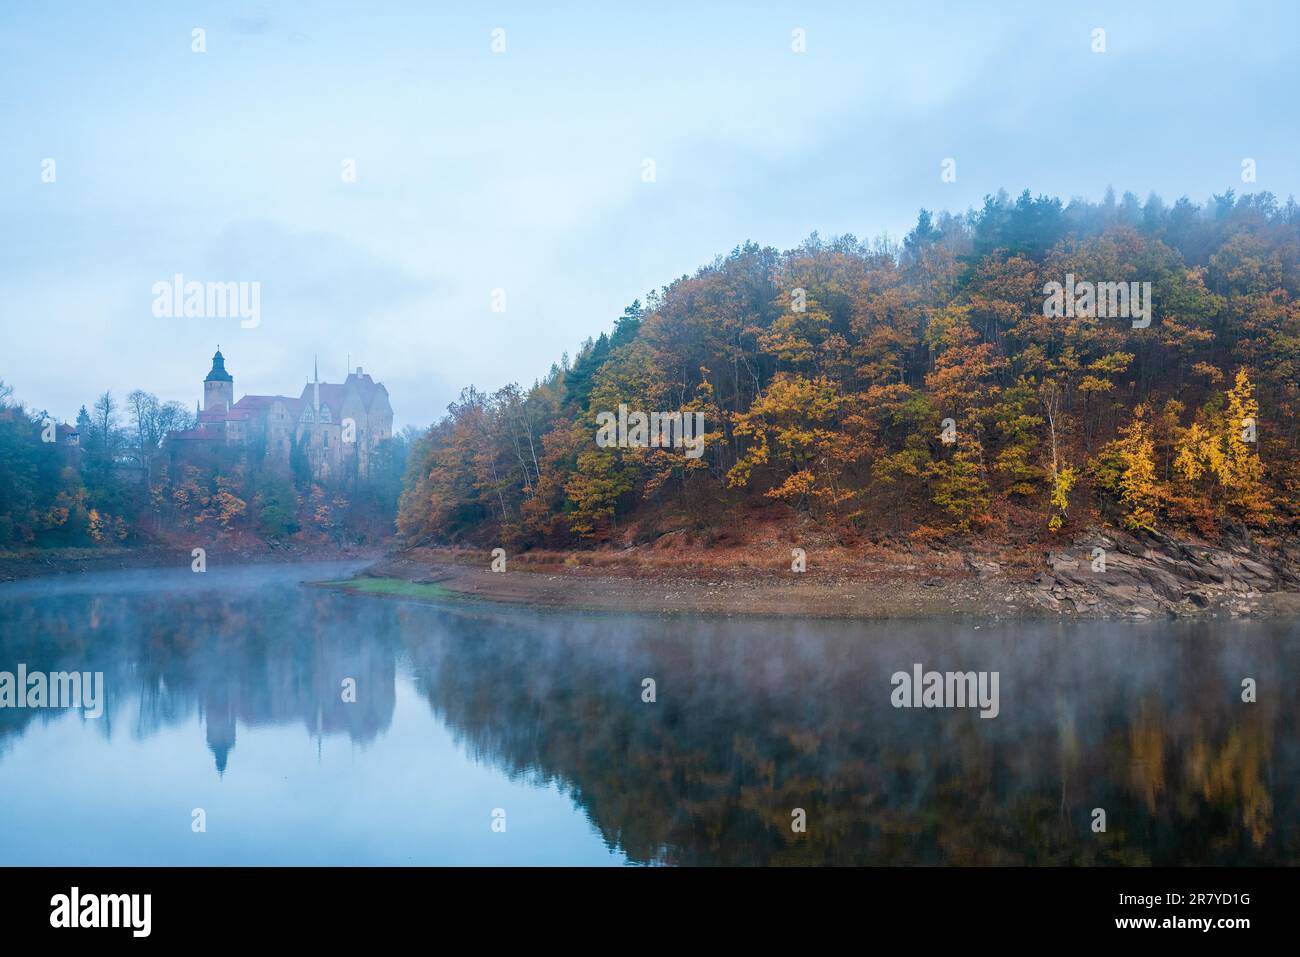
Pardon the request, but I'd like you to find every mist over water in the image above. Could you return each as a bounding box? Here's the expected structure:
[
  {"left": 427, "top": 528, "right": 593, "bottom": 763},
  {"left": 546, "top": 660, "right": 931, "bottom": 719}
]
[{"left": 0, "top": 564, "right": 1296, "bottom": 865}]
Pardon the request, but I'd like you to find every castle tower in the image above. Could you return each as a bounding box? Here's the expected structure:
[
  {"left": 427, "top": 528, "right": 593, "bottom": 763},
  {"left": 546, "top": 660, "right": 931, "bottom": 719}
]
[{"left": 204, "top": 348, "right": 234, "bottom": 413}]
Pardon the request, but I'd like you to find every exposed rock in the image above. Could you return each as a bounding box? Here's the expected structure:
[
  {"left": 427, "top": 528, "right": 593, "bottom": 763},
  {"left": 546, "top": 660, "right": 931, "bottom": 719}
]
[{"left": 1032, "top": 527, "right": 1296, "bottom": 619}]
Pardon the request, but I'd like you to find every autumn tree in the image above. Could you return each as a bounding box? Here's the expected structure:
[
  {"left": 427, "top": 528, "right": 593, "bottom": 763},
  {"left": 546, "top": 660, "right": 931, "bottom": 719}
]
[
  {"left": 389, "top": 191, "right": 1299, "bottom": 550},
  {"left": 1095, "top": 403, "right": 1161, "bottom": 532}
]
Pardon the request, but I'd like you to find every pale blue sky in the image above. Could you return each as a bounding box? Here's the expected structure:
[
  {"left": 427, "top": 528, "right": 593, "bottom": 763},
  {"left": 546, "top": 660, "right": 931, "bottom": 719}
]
[{"left": 1, "top": 1, "right": 1296, "bottom": 427}]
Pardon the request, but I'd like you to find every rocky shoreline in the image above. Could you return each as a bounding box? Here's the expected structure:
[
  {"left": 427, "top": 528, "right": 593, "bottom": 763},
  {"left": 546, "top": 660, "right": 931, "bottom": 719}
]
[
  {"left": 364, "top": 529, "right": 1300, "bottom": 621},
  {"left": 1034, "top": 528, "right": 1300, "bottom": 620}
]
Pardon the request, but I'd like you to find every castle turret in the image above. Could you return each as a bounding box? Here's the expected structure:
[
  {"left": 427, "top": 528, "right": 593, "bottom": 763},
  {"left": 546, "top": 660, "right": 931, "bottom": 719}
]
[{"left": 204, "top": 348, "right": 234, "bottom": 413}]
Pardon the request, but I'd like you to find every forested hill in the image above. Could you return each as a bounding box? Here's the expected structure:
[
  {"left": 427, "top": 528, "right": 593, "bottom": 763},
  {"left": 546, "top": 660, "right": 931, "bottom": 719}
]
[{"left": 398, "top": 189, "right": 1300, "bottom": 550}]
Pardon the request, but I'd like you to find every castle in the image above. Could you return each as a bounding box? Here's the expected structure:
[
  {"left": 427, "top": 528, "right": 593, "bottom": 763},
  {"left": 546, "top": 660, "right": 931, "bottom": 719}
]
[{"left": 169, "top": 349, "right": 393, "bottom": 479}]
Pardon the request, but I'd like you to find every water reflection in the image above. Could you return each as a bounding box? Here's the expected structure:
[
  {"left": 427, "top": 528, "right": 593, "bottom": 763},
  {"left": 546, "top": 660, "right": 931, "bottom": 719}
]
[{"left": 0, "top": 563, "right": 1296, "bottom": 865}]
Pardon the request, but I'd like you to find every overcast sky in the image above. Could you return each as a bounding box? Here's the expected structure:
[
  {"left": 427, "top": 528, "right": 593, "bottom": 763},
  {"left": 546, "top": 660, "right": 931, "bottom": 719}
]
[{"left": 2, "top": 1, "right": 1297, "bottom": 428}]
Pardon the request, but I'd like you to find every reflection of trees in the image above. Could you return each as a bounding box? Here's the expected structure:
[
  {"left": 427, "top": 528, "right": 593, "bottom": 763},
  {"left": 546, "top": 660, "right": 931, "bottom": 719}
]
[
  {"left": 400, "top": 607, "right": 1299, "bottom": 865},
  {"left": 0, "top": 582, "right": 397, "bottom": 773},
  {"left": 2, "top": 578, "right": 1296, "bottom": 865}
]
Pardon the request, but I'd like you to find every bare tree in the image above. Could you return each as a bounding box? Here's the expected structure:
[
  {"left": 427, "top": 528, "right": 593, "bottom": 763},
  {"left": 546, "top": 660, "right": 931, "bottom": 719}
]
[{"left": 92, "top": 390, "right": 121, "bottom": 453}]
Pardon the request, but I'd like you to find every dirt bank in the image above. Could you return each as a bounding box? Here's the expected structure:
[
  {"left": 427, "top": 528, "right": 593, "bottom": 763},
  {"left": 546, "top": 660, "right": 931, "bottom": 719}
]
[{"left": 363, "top": 529, "right": 1300, "bottom": 621}]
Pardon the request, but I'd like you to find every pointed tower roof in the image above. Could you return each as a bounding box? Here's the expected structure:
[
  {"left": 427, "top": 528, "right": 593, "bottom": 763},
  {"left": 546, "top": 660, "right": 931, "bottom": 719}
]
[{"left": 205, "top": 348, "right": 233, "bottom": 382}]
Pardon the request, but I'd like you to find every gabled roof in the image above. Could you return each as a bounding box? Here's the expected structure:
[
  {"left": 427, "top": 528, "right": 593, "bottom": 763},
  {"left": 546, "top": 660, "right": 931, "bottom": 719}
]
[
  {"left": 233, "top": 394, "right": 306, "bottom": 415},
  {"left": 300, "top": 383, "right": 338, "bottom": 409},
  {"left": 233, "top": 394, "right": 276, "bottom": 408},
  {"left": 298, "top": 373, "right": 386, "bottom": 412},
  {"left": 344, "top": 371, "right": 383, "bottom": 405}
]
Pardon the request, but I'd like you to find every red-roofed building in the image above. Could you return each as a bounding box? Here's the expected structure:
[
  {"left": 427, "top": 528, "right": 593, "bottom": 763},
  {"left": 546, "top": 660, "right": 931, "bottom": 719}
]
[{"left": 167, "top": 350, "right": 394, "bottom": 479}]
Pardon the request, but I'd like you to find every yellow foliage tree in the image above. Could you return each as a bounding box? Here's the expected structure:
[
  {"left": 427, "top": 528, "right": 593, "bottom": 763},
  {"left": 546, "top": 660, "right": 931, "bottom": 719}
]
[
  {"left": 1173, "top": 368, "right": 1271, "bottom": 524},
  {"left": 727, "top": 373, "right": 867, "bottom": 511},
  {"left": 1047, "top": 464, "right": 1076, "bottom": 531},
  {"left": 1096, "top": 403, "right": 1160, "bottom": 532}
]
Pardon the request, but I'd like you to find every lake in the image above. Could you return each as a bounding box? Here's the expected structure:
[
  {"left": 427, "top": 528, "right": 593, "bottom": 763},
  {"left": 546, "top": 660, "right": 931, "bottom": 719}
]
[{"left": 0, "top": 562, "right": 1296, "bottom": 865}]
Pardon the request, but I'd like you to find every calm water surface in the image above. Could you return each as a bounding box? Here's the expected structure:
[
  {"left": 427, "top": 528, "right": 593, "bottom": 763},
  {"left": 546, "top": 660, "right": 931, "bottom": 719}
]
[{"left": 0, "top": 562, "right": 1296, "bottom": 865}]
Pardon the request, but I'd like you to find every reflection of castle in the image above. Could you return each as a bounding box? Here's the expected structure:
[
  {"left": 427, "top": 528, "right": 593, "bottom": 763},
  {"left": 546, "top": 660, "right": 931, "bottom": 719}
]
[
  {"left": 194, "top": 640, "right": 397, "bottom": 777},
  {"left": 168, "top": 349, "right": 393, "bottom": 479}
]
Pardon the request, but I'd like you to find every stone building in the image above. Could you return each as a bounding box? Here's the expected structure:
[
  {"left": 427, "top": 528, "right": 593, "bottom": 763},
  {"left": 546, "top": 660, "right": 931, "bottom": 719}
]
[{"left": 169, "top": 349, "right": 393, "bottom": 480}]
